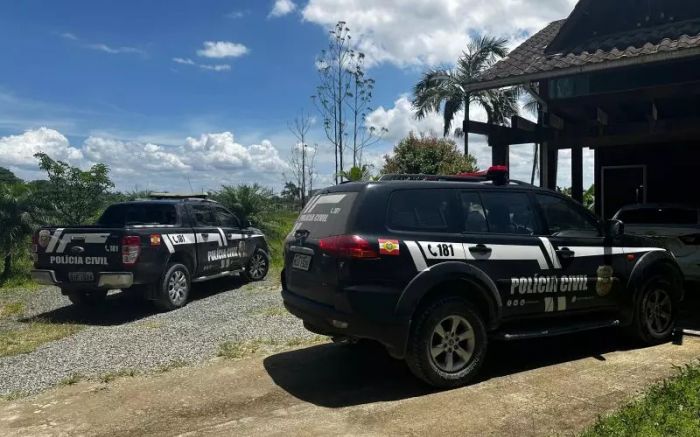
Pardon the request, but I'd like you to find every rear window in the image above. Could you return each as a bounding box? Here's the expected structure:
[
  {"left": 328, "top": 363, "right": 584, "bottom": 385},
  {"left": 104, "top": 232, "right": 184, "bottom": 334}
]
[
  {"left": 618, "top": 207, "right": 698, "bottom": 225},
  {"left": 388, "top": 189, "right": 451, "bottom": 232},
  {"left": 97, "top": 203, "right": 178, "bottom": 227},
  {"left": 293, "top": 193, "right": 358, "bottom": 238}
]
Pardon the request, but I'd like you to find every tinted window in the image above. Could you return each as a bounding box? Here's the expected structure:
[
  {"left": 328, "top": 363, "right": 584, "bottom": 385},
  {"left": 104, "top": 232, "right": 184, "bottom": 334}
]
[
  {"left": 388, "top": 189, "right": 451, "bottom": 232},
  {"left": 618, "top": 207, "right": 698, "bottom": 225},
  {"left": 481, "top": 192, "right": 538, "bottom": 235},
  {"left": 461, "top": 192, "right": 488, "bottom": 233},
  {"left": 292, "top": 192, "right": 358, "bottom": 238},
  {"left": 97, "top": 203, "right": 178, "bottom": 227},
  {"left": 190, "top": 204, "right": 217, "bottom": 227},
  {"left": 214, "top": 207, "right": 240, "bottom": 228},
  {"left": 536, "top": 194, "right": 598, "bottom": 235}
]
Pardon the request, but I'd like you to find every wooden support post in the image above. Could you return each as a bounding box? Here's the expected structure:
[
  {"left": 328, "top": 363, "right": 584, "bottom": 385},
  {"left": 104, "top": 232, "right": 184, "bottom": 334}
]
[
  {"left": 571, "top": 145, "right": 583, "bottom": 203},
  {"left": 594, "top": 148, "right": 602, "bottom": 218},
  {"left": 546, "top": 144, "right": 558, "bottom": 190},
  {"left": 491, "top": 142, "right": 509, "bottom": 167}
]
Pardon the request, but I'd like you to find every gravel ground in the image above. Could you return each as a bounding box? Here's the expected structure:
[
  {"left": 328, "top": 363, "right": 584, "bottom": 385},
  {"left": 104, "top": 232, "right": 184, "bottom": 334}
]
[{"left": 0, "top": 276, "right": 315, "bottom": 396}]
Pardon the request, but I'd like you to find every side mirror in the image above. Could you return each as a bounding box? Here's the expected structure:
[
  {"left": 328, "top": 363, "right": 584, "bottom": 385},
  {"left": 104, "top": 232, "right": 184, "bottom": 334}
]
[{"left": 605, "top": 219, "right": 624, "bottom": 237}]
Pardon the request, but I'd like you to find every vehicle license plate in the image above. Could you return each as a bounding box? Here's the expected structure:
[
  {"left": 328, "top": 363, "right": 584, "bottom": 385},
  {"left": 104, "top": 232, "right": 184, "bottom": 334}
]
[
  {"left": 292, "top": 254, "right": 312, "bottom": 271},
  {"left": 69, "top": 271, "right": 94, "bottom": 282}
]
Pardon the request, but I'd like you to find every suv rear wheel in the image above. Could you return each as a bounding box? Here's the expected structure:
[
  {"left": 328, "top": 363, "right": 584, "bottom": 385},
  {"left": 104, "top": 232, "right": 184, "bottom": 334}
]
[
  {"left": 406, "top": 297, "right": 487, "bottom": 388},
  {"left": 630, "top": 275, "right": 676, "bottom": 344},
  {"left": 155, "top": 263, "right": 191, "bottom": 311}
]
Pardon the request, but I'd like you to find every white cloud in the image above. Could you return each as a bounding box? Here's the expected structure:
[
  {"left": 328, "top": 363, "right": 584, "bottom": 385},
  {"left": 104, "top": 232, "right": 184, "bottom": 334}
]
[
  {"left": 0, "top": 128, "right": 83, "bottom": 169},
  {"left": 0, "top": 128, "right": 288, "bottom": 191},
  {"left": 226, "top": 10, "right": 248, "bottom": 19},
  {"left": 302, "top": 0, "right": 577, "bottom": 67},
  {"left": 197, "top": 41, "right": 249, "bottom": 59},
  {"left": 199, "top": 64, "right": 231, "bottom": 72},
  {"left": 172, "top": 57, "right": 195, "bottom": 65},
  {"left": 270, "top": 0, "right": 297, "bottom": 18},
  {"left": 59, "top": 32, "right": 145, "bottom": 56}
]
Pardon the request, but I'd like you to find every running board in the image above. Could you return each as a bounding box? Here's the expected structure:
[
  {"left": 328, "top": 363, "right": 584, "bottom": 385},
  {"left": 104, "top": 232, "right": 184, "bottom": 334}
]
[
  {"left": 492, "top": 319, "right": 621, "bottom": 341},
  {"left": 192, "top": 270, "right": 242, "bottom": 283}
]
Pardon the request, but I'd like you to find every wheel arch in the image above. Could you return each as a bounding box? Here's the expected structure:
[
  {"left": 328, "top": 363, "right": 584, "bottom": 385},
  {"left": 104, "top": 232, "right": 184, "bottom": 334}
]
[
  {"left": 167, "top": 251, "right": 196, "bottom": 277},
  {"left": 395, "top": 262, "right": 502, "bottom": 331},
  {"left": 628, "top": 251, "right": 685, "bottom": 304}
]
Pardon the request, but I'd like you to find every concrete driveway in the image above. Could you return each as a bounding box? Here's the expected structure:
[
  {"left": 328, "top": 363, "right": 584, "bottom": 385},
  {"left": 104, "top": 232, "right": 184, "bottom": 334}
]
[{"left": 1, "top": 328, "right": 699, "bottom": 437}]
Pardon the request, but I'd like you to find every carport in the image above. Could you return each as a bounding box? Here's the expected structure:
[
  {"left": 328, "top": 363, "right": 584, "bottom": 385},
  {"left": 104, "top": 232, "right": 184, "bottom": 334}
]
[{"left": 464, "top": 0, "right": 700, "bottom": 217}]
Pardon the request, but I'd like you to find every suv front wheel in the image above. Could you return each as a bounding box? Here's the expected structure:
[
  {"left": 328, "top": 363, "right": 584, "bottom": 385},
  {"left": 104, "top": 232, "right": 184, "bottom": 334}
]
[
  {"left": 406, "top": 297, "right": 488, "bottom": 388},
  {"left": 630, "top": 275, "right": 676, "bottom": 344}
]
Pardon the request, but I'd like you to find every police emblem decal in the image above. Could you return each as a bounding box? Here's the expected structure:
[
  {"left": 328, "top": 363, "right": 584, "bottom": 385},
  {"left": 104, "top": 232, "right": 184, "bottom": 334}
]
[{"left": 596, "top": 265, "right": 614, "bottom": 296}]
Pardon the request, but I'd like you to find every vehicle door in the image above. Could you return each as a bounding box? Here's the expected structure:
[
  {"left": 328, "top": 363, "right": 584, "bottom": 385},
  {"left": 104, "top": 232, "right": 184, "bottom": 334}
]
[
  {"left": 188, "top": 202, "right": 224, "bottom": 277},
  {"left": 534, "top": 193, "right": 624, "bottom": 312},
  {"left": 455, "top": 189, "right": 550, "bottom": 318},
  {"left": 212, "top": 205, "right": 245, "bottom": 271}
]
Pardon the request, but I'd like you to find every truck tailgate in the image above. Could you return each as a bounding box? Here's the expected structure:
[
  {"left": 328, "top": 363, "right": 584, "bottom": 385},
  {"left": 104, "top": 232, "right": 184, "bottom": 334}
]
[{"left": 36, "top": 228, "right": 123, "bottom": 283}]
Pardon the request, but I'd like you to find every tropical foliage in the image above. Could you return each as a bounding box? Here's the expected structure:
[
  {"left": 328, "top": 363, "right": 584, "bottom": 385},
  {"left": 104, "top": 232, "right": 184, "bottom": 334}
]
[
  {"left": 0, "top": 183, "right": 34, "bottom": 282},
  {"left": 381, "top": 133, "right": 477, "bottom": 176},
  {"left": 412, "top": 36, "right": 520, "bottom": 155}
]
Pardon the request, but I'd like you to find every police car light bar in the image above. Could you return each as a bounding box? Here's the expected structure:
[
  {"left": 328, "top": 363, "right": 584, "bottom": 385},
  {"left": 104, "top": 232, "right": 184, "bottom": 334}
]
[
  {"left": 148, "top": 192, "right": 209, "bottom": 200},
  {"left": 379, "top": 166, "right": 522, "bottom": 186}
]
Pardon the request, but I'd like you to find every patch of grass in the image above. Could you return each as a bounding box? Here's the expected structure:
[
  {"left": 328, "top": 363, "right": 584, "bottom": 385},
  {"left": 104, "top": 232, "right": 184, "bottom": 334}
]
[
  {"left": 262, "top": 210, "right": 298, "bottom": 273},
  {"left": 253, "top": 306, "right": 287, "bottom": 318},
  {"left": 0, "top": 301, "right": 25, "bottom": 318},
  {"left": 0, "top": 321, "right": 83, "bottom": 358},
  {"left": 59, "top": 373, "right": 83, "bottom": 386},
  {"left": 284, "top": 336, "right": 326, "bottom": 347},
  {"left": 582, "top": 364, "right": 700, "bottom": 437},
  {"left": 156, "top": 359, "right": 188, "bottom": 373},
  {"left": 99, "top": 368, "right": 139, "bottom": 383},
  {"left": 136, "top": 320, "right": 165, "bottom": 330},
  {"left": 218, "top": 339, "right": 273, "bottom": 359},
  {"left": 0, "top": 390, "right": 28, "bottom": 402},
  {"left": 0, "top": 250, "right": 38, "bottom": 292}
]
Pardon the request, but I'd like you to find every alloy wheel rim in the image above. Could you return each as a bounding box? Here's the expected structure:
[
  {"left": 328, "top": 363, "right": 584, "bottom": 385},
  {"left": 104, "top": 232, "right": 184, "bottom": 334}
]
[
  {"left": 167, "top": 270, "right": 188, "bottom": 304},
  {"left": 249, "top": 253, "right": 267, "bottom": 279},
  {"left": 428, "top": 315, "right": 476, "bottom": 373},
  {"left": 643, "top": 288, "right": 673, "bottom": 335}
]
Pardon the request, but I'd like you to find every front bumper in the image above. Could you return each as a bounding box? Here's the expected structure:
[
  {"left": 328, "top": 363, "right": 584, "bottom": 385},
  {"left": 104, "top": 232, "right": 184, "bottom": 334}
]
[
  {"left": 282, "top": 287, "right": 409, "bottom": 358},
  {"left": 30, "top": 270, "right": 134, "bottom": 289}
]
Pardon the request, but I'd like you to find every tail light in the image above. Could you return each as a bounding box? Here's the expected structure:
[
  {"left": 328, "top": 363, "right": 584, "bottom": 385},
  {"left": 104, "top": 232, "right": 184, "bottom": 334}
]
[
  {"left": 679, "top": 234, "right": 700, "bottom": 245},
  {"left": 122, "top": 235, "right": 141, "bottom": 266},
  {"left": 318, "top": 235, "right": 378, "bottom": 259}
]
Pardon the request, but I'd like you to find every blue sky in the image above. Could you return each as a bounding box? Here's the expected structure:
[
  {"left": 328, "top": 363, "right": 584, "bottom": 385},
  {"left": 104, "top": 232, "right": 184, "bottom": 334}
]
[{"left": 0, "top": 0, "right": 589, "bottom": 192}]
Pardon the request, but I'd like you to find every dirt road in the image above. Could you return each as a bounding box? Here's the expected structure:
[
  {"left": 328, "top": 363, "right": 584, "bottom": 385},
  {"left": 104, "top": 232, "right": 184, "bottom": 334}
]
[{"left": 1, "top": 330, "right": 699, "bottom": 437}]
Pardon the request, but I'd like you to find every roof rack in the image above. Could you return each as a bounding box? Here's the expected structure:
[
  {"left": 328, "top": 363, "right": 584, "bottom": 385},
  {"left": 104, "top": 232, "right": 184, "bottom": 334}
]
[
  {"left": 148, "top": 192, "right": 210, "bottom": 200},
  {"left": 378, "top": 166, "right": 531, "bottom": 187}
]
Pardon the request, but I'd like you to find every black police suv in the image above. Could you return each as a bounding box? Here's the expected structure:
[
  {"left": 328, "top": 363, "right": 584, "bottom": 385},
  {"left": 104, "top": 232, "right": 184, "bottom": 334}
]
[
  {"left": 31, "top": 194, "right": 269, "bottom": 311},
  {"left": 282, "top": 168, "right": 684, "bottom": 388}
]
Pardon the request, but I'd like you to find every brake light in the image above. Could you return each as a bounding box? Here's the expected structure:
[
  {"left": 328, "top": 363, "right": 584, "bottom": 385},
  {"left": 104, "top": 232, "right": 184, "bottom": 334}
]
[
  {"left": 122, "top": 235, "right": 141, "bottom": 265},
  {"left": 318, "top": 235, "right": 379, "bottom": 259},
  {"left": 486, "top": 166, "right": 509, "bottom": 185},
  {"left": 679, "top": 234, "right": 700, "bottom": 245}
]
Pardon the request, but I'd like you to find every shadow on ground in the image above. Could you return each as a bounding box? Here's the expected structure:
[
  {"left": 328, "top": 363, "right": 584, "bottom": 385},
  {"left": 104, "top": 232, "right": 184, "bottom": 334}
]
[
  {"left": 21, "top": 276, "right": 248, "bottom": 326},
  {"left": 265, "top": 294, "right": 700, "bottom": 409}
]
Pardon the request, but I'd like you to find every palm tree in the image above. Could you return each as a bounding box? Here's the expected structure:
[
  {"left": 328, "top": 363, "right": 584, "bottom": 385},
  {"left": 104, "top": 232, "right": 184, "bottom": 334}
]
[
  {"left": 413, "top": 36, "right": 520, "bottom": 156},
  {"left": 0, "top": 183, "right": 35, "bottom": 282}
]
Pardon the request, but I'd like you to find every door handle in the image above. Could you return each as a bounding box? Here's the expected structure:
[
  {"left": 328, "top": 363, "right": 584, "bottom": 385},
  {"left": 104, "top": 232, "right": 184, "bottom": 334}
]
[
  {"left": 556, "top": 248, "right": 575, "bottom": 259},
  {"left": 468, "top": 244, "right": 492, "bottom": 255}
]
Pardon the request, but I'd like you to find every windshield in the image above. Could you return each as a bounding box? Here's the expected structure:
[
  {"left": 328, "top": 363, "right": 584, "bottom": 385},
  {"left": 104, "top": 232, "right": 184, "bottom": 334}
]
[
  {"left": 97, "top": 203, "right": 178, "bottom": 227},
  {"left": 291, "top": 193, "right": 358, "bottom": 238}
]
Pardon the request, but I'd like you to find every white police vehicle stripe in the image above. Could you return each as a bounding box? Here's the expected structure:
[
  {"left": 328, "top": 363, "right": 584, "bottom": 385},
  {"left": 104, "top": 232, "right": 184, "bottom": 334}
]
[{"left": 45, "top": 228, "right": 64, "bottom": 254}]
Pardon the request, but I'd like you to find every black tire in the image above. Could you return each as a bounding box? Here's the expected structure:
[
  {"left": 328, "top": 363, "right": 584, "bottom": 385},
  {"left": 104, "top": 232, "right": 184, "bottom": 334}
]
[
  {"left": 67, "top": 290, "right": 108, "bottom": 306},
  {"left": 242, "top": 248, "right": 270, "bottom": 282},
  {"left": 629, "top": 275, "right": 677, "bottom": 345},
  {"left": 406, "top": 297, "right": 488, "bottom": 389},
  {"left": 154, "top": 263, "right": 191, "bottom": 311}
]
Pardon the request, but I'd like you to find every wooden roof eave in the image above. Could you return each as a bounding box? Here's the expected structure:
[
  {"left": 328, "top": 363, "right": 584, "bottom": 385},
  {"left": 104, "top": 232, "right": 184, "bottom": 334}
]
[{"left": 463, "top": 46, "right": 700, "bottom": 94}]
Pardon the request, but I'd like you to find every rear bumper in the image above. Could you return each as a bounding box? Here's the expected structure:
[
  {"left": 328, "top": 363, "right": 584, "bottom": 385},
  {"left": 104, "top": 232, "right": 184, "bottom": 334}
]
[
  {"left": 282, "top": 287, "right": 409, "bottom": 358},
  {"left": 30, "top": 270, "right": 134, "bottom": 289}
]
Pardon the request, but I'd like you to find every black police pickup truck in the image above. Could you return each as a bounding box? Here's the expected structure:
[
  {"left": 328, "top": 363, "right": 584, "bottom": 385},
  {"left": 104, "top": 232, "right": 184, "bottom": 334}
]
[
  {"left": 282, "top": 168, "right": 684, "bottom": 388},
  {"left": 31, "top": 195, "right": 269, "bottom": 311}
]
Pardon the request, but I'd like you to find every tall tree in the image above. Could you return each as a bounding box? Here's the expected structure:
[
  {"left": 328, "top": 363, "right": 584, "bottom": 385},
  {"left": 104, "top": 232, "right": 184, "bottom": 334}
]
[
  {"left": 34, "top": 153, "right": 114, "bottom": 225},
  {"left": 412, "top": 36, "right": 520, "bottom": 156},
  {"left": 313, "top": 21, "right": 381, "bottom": 183},
  {"left": 0, "top": 167, "right": 21, "bottom": 185},
  {"left": 287, "top": 111, "right": 316, "bottom": 207}
]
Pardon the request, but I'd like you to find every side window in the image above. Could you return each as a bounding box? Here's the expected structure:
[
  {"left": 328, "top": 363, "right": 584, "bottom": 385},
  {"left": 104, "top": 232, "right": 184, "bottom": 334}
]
[
  {"left": 214, "top": 207, "right": 241, "bottom": 228},
  {"left": 480, "top": 191, "right": 538, "bottom": 235},
  {"left": 388, "top": 189, "right": 452, "bottom": 232},
  {"left": 460, "top": 192, "right": 488, "bottom": 233},
  {"left": 190, "top": 204, "right": 217, "bottom": 227},
  {"left": 536, "top": 194, "right": 599, "bottom": 235}
]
